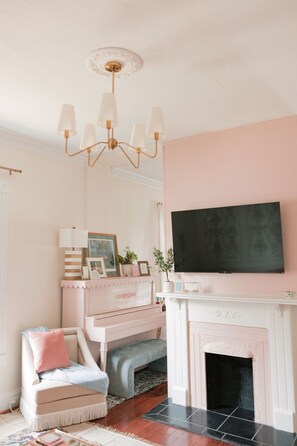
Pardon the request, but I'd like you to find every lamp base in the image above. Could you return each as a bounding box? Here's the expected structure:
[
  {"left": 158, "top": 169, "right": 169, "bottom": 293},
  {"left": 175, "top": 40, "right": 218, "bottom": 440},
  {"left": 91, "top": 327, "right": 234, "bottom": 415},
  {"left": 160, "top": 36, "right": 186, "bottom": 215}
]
[{"left": 64, "top": 249, "right": 83, "bottom": 280}]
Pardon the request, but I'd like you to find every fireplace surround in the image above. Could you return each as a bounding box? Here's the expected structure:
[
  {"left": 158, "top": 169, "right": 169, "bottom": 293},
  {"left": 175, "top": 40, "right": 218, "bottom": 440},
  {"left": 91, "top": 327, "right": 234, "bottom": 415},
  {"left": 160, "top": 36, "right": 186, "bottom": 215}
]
[{"left": 157, "top": 291, "right": 297, "bottom": 433}]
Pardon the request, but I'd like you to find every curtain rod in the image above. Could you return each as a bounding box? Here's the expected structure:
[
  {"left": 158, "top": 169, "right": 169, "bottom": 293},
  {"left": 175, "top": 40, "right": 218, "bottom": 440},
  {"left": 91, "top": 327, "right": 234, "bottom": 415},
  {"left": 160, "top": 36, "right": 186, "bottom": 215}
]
[{"left": 0, "top": 165, "right": 22, "bottom": 175}]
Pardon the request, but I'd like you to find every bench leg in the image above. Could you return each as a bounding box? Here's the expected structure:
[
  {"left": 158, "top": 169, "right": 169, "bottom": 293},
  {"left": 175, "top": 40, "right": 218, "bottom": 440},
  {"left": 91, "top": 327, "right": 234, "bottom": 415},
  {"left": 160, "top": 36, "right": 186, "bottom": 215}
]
[{"left": 99, "top": 342, "right": 108, "bottom": 371}]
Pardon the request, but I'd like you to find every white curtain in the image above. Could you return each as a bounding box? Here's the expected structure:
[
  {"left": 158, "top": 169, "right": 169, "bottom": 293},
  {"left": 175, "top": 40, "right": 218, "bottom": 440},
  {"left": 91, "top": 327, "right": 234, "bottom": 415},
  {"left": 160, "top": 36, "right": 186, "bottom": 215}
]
[
  {"left": 157, "top": 202, "right": 165, "bottom": 251},
  {"left": 0, "top": 180, "right": 8, "bottom": 366}
]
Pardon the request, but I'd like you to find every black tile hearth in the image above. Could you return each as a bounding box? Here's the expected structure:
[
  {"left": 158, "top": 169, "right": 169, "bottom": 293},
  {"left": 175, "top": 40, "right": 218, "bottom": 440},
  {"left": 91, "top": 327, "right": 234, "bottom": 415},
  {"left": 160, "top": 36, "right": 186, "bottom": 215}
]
[
  {"left": 232, "top": 407, "right": 255, "bottom": 421},
  {"left": 254, "top": 424, "right": 296, "bottom": 446},
  {"left": 158, "top": 403, "right": 196, "bottom": 420},
  {"left": 143, "top": 400, "right": 297, "bottom": 446},
  {"left": 218, "top": 416, "right": 261, "bottom": 440},
  {"left": 187, "top": 409, "right": 228, "bottom": 430}
]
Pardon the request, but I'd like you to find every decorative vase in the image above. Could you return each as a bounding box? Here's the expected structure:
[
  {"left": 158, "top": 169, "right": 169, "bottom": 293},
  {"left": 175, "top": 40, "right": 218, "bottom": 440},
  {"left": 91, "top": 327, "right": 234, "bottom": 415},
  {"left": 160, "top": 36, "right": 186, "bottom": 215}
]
[
  {"left": 121, "top": 264, "right": 133, "bottom": 277},
  {"left": 162, "top": 280, "right": 174, "bottom": 293}
]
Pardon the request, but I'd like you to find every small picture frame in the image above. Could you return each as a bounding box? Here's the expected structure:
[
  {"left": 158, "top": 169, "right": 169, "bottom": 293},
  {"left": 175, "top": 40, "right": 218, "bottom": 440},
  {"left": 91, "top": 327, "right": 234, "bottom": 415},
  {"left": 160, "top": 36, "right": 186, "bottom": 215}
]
[
  {"left": 137, "top": 261, "right": 150, "bottom": 276},
  {"left": 184, "top": 281, "right": 201, "bottom": 293},
  {"left": 86, "top": 257, "right": 107, "bottom": 279},
  {"left": 174, "top": 280, "right": 184, "bottom": 293},
  {"left": 82, "top": 265, "right": 89, "bottom": 280}
]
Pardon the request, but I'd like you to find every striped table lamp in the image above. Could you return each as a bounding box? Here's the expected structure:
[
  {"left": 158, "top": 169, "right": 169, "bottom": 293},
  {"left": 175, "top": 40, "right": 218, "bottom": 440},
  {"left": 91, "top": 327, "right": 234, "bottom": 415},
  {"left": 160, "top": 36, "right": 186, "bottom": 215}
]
[{"left": 59, "top": 228, "right": 88, "bottom": 280}]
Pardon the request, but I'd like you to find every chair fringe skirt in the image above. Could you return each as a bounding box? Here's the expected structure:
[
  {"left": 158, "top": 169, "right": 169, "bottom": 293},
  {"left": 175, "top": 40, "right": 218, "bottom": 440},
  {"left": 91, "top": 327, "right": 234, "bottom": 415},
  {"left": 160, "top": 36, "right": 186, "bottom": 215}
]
[{"left": 20, "top": 397, "right": 107, "bottom": 431}]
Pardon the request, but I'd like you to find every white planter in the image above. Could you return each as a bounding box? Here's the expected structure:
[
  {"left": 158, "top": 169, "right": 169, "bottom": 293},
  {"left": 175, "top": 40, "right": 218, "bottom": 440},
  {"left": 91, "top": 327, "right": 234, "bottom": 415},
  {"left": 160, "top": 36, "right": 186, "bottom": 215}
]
[
  {"left": 121, "top": 264, "right": 133, "bottom": 277},
  {"left": 162, "top": 281, "right": 174, "bottom": 293}
]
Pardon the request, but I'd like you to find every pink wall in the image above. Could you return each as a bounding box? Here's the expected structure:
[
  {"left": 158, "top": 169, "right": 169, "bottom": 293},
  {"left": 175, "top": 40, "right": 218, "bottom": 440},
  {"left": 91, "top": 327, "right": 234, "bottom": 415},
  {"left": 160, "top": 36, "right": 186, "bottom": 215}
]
[{"left": 164, "top": 116, "right": 297, "bottom": 295}]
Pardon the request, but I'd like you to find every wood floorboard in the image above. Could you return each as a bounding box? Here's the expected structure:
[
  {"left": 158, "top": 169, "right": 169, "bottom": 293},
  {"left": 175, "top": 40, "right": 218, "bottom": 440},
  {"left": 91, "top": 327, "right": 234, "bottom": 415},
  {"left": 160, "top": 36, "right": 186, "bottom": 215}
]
[{"left": 95, "top": 383, "right": 226, "bottom": 445}]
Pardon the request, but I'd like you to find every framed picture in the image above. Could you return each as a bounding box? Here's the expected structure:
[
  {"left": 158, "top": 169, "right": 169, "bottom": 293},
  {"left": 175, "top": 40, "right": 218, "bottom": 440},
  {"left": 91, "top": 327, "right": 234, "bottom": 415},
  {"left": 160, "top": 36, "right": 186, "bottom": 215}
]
[
  {"left": 174, "top": 280, "right": 184, "bottom": 293},
  {"left": 184, "top": 281, "right": 201, "bottom": 293},
  {"left": 88, "top": 233, "right": 120, "bottom": 277},
  {"left": 137, "top": 260, "right": 150, "bottom": 276},
  {"left": 86, "top": 257, "right": 107, "bottom": 279}
]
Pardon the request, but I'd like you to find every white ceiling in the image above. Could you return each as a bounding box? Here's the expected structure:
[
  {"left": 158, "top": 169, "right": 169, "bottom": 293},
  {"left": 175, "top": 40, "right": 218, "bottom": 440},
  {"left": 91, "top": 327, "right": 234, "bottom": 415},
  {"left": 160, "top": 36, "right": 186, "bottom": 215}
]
[{"left": 0, "top": 0, "right": 297, "bottom": 182}]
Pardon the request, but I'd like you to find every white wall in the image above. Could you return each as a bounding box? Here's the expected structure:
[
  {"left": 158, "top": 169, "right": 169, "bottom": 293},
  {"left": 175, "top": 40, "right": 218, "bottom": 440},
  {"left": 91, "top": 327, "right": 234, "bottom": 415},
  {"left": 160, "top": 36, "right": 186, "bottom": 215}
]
[
  {"left": 0, "top": 143, "right": 86, "bottom": 410},
  {"left": 110, "top": 171, "right": 163, "bottom": 268},
  {"left": 0, "top": 140, "right": 163, "bottom": 410}
]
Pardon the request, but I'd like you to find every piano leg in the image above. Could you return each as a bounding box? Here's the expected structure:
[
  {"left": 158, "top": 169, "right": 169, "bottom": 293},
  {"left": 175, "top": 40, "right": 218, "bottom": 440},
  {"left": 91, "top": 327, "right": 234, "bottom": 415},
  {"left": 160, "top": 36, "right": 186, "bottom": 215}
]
[{"left": 100, "top": 342, "right": 108, "bottom": 371}]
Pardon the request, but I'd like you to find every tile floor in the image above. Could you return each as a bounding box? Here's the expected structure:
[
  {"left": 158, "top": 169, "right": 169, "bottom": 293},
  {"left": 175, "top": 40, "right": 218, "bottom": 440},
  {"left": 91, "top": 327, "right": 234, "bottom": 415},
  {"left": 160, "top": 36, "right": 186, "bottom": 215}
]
[{"left": 144, "top": 399, "right": 297, "bottom": 446}]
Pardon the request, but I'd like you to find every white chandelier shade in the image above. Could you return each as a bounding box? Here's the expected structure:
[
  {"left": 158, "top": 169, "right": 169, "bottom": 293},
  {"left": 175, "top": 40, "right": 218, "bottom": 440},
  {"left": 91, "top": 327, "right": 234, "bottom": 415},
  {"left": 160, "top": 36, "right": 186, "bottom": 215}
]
[
  {"left": 146, "top": 107, "right": 165, "bottom": 139},
  {"left": 80, "top": 124, "right": 96, "bottom": 151},
  {"left": 129, "top": 123, "right": 145, "bottom": 149},
  {"left": 57, "top": 104, "right": 77, "bottom": 137},
  {"left": 98, "top": 92, "right": 118, "bottom": 128}
]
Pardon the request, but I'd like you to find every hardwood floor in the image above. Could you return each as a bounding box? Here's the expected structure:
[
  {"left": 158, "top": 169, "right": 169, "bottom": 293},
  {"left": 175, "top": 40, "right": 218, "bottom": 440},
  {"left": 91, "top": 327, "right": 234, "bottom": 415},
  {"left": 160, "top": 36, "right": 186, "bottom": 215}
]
[{"left": 96, "top": 383, "right": 225, "bottom": 445}]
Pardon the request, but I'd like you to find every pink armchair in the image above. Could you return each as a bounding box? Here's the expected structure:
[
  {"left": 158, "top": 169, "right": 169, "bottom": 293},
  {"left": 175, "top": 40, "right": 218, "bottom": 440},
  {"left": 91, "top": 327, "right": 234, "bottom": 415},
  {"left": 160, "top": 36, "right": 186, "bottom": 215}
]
[{"left": 20, "top": 327, "right": 107, "bottom": 431}]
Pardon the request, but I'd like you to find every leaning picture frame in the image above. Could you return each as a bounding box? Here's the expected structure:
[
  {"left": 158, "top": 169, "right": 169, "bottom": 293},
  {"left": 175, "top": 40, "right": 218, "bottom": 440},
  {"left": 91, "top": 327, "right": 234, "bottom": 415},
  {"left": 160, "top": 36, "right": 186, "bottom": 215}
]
[
  {"left": 88, "top": 233, "right": 120, "bottom": 277},
  {"left": 137, "top": 260, "right": 150, "bottom": 276},
  {"left": 86, "top": 257, "right": 107, "bottom": 279}
]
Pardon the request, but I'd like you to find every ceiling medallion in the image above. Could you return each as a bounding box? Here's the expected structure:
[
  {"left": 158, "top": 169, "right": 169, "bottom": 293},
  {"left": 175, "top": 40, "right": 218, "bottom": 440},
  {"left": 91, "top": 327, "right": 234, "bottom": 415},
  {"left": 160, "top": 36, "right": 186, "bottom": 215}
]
[{"left": 85, "top": 47, "right": 143, "bottom": 77}]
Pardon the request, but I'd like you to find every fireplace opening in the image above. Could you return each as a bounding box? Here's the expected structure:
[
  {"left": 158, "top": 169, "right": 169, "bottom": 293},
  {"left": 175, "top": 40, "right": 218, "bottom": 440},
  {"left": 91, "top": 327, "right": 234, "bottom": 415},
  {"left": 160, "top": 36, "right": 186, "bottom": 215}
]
[{"left": 206, "top": 353, "right": 254, "bottom": 417}]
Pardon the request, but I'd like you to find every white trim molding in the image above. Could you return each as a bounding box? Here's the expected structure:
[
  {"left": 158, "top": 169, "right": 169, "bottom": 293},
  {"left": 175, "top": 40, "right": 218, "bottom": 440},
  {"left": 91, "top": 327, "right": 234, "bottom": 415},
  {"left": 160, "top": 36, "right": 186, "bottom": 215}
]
[
  {"left": 0, "top": 388, "right": 21, "bottom": 412},
  {"left": 113, "top": 168, "right": 163, "bottom": 190},
  {"left": 0, "top": 180, "right": 8, "bottom": 367}
]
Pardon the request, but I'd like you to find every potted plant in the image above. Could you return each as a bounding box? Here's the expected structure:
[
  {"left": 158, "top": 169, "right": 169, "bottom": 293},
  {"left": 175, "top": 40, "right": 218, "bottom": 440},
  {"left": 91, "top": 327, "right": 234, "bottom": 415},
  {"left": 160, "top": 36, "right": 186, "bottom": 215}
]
[
  {"left": 153, "top": 247, "right": 175, "bottom": 293},
  {"left": 118, "top": 246, "right": 138, "bottom": 276}
]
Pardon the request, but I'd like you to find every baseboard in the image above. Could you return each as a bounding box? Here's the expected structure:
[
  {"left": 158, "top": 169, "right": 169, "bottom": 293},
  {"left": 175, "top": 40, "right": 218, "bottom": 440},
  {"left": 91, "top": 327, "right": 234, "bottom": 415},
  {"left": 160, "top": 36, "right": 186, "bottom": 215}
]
[{"left": 0, "top": 387, "right": 21, "bottom": 412}]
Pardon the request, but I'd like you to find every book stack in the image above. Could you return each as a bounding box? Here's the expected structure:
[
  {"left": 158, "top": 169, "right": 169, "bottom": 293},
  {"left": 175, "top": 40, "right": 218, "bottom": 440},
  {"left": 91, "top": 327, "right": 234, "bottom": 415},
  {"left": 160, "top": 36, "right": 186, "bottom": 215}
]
[
  {"left": 29, "top": 431, "right": 81, "bottom": 446},
  {"left": 30, "top": 432, "right": 65, "bottom": 446}
]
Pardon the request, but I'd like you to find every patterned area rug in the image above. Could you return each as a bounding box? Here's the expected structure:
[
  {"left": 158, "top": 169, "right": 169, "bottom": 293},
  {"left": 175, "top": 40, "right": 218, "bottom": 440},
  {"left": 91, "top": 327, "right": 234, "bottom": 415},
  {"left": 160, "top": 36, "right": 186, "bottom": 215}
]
[
  {"left": 107, "top": 369, "right": 167, "bottom": 409},
  {"left": 0, "top": 369, "right": 167, "bottom": 444},
  {"left": 0, "top": 422, "right": 159, "bottom": 445}
]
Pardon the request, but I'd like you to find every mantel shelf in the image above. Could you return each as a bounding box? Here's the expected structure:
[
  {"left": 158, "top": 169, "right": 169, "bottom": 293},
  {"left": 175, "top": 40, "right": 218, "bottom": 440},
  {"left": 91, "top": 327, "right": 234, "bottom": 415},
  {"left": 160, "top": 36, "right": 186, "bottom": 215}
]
[{"left": 156, "top": 291, "right": 297, "bottom": 306}]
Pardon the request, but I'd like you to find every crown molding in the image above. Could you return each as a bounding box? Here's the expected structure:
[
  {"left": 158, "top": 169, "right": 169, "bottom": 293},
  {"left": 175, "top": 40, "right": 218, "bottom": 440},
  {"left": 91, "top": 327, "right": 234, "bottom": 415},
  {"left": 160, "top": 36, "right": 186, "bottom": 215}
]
[
  {"left": 112, "top": 167, "right": 163, "bottom": 190},
  {"left": 0, "top": 127, "right": 84, "bottom": 165}
]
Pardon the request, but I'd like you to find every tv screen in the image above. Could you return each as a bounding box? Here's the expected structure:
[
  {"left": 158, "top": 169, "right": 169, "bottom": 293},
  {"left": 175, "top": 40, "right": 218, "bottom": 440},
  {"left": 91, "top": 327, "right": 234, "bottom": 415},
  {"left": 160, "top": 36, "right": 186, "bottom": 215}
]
[{"left": 171, "top": 202, "right": 284, "bottom": 273}]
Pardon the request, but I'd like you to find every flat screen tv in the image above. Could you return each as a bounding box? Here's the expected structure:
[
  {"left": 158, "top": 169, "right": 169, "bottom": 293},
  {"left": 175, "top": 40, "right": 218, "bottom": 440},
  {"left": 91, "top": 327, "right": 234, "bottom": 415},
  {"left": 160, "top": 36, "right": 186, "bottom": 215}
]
[{"left": 171, "top": 202, "right": 284, "bottom": 273}]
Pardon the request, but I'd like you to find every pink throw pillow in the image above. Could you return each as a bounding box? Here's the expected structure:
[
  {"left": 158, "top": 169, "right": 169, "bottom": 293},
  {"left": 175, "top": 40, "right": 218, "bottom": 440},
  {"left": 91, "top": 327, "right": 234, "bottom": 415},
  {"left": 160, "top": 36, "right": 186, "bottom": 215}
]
[{"left": 28, "top": 329, "right": 70, "bottom": 373}]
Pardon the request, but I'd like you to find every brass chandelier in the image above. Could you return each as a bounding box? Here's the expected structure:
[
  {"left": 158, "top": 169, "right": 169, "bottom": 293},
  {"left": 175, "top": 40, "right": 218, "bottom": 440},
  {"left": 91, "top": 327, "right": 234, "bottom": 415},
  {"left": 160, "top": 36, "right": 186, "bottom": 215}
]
[{"left": 57, "top": 47, "right": 164, "bottom": 169}]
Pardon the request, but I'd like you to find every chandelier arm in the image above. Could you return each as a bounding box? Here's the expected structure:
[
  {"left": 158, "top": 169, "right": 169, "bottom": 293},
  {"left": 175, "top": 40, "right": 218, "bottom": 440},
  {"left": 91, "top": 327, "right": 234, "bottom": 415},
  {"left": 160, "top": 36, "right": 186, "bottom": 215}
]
[
  {"left": 65, "top": 138, "right": 109, "bottom": 158},
  {"left": 118, "top": 145, "right": 140, "bottom": 169},
  {"left": 65, "top": 139, "right": 90, "bottom": 157},
  {"left": 117, "top": 141, "right": 139, "bottom": 153},
  {"left": 118, "top": 140, "right": 158, "bottom": 159},
  {"left": 87, "top": 140, "right": 109, "bottom": 151},
  {"left": 88, "top": 145, "right": 107, "bottom": 168}
]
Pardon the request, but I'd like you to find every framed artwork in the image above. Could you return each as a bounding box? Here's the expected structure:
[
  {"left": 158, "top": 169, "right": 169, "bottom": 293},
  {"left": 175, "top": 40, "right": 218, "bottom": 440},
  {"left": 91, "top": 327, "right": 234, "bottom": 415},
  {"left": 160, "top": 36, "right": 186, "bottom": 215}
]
[
  {"left": 86, "top": 257, "right": 107, "bottom": 279},
  {"left": 88, "top": 233, "right": 120, "bottom": 277},
  {"left": 137, "top": 260, "right": 150, "bottom": 276},
  {"left": 174, "top": 280, "right": 184, "bottom": 293},
  {"left": 184, "top": 281, "right": 201, "bottom": 293}
]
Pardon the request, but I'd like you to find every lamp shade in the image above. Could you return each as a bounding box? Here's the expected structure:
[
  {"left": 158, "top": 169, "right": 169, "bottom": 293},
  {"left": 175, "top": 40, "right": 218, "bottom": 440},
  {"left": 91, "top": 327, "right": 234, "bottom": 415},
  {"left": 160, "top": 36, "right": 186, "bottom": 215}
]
[
  {"left": 129, "top": 123, "right": 145, "bottom": 149},
  {"left": 80, "top": 124, "right": 96, "bottom": 150},
  {"left": 146, "top": 107, "right": 164, "bottom": 139},
  {"left": 59, "top": 228, "right": 88, "bottom": 248},
  {"left": 98, "top": 92, "right": 118, "bottom": 128},
  {"left": 57, "top": 104, "right": 77, "bottom": 137}
]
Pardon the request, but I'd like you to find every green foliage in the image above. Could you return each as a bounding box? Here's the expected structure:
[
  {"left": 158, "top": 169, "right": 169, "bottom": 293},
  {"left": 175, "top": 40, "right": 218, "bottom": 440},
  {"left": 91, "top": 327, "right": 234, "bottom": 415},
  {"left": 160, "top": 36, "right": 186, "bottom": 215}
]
[
  {"left": 153, "top": 247, "right": 174, "bottom": 281},
  {"left": 118, "top": 246, "right": 138, "bottom": 265}
]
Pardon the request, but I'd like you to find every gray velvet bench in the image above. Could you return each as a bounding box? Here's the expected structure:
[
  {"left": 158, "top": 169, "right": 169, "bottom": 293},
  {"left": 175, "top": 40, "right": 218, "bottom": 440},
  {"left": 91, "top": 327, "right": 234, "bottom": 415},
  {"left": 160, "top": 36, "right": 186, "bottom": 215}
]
[{"left": 107, "top": 338, "right": 167, "bottom": 399}]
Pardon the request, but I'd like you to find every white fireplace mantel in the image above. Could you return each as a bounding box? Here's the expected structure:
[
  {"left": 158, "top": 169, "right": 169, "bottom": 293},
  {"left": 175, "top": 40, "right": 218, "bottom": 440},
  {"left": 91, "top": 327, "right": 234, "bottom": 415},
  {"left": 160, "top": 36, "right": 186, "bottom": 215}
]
[
  {"left": 156, "top": 291, "right": 297, "bottom": 306},
  {"left": 157, "top": 291, "right": 297, "bottom": 433}
]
